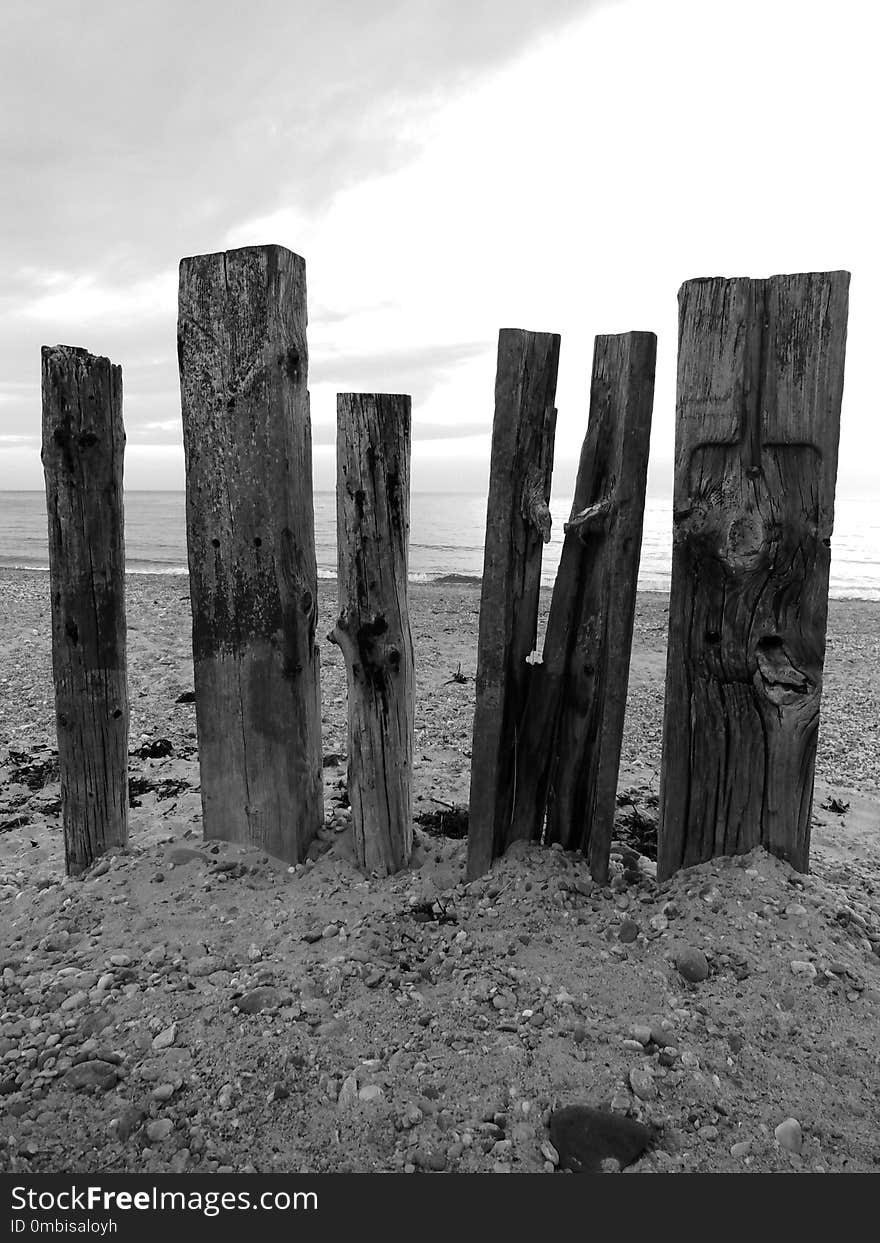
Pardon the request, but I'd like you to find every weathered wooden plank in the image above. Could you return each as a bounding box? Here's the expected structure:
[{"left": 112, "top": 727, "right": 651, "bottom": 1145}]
[
  {"left": 177, "top": 245, "right": 323, "bottom": 864},
  {"left": 41, "top": 345, "right": 128, "bottom": 875},
  {"left": 509, "top": 332, "right": 656, "bottom": 881},
  {"left": 659, "top": 271, "right": 850, "bottom": 881},
  {"left": 330, "top": 393, "right": 414, "bottom": 875},
  {"left": 466, "top": 328, "right": 560, "bottom": 879}
]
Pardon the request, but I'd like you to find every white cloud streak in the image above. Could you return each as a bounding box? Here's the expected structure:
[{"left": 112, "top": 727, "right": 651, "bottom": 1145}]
[{"left": 0, "top": 0, "right": 876, "bottom": 499}]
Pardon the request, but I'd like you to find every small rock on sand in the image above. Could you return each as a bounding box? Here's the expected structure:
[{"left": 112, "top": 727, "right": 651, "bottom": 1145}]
[
  {"left": 676, "top": 947, "right": 709, "bottom": 983},
  {"left": 151, "top": 1024, "right": 177, "bottom": 1051},
  {"left": 549, "top": 1105, "right": 655, "bottom": 1173},
  {"left": 774, "top": 1118, "right": 803, "bottom": 1153}
]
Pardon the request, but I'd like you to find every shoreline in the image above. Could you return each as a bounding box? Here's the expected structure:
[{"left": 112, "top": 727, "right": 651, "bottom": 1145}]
[
  {"left": 1, "top": 567, "right": 878, "bottom": 800},
  {"left": 1, "top": 564, "right": 879, "bottom": 606}
]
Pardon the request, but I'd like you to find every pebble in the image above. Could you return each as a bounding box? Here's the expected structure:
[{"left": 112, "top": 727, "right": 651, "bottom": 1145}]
[
  {"left": 730, "top": 1141, "right": 752, "bottom": 1158},
  {"left": 774, "top": 1118, "right": 803, "bottom": 1154},
  {"left": 145, "top": 1118, "right": 173, "bottom": 1143},
  {"left": 540, "top": 1140, "right": 560, "bottom": 1166},
  {"left": 610, "top": 1088, "right": 631, "bottom": 1113},
  {"left": 676, "top": 947, "right": 709, "bottom": 983},
  {"left": 401, "top": 1104, "right": 422, "bottom": 1127},
  {"left": 617, "top": 919, "right": 640, "bottom": 944},
  {"left": 151, "top": 1024, "right": 177, "bottom": 1051},
  {"left": 628, "top": 1067, "right": 657, "bottom": 1101},
  {"left": 790, "top": 960, "right": 817, "bottom": 979},
  {"left": 60, "top": 991, "right": 88, "bottom": 1011},
  {"left": 413, "top": 1147, "right": 447, "bottom": 1172},
  {"left": 337, "top": 1075, "right": 359, "bottom": 1110},
  {"left": 650, "top": 1022, "right": 672, "bottom": 1048},
  {"left": 235, "top": 987, "right": 280, "bottom": 1014},
  {"left": 550, "top": 1105, "right": 654, "bottom": 1173},
  {"left": 62, "top": 1060, "right": 119, "bottom": 1091}
]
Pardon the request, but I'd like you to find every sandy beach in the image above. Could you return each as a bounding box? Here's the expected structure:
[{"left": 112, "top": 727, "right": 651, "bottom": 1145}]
[
  {"left": 1, "top": 569, "right": 878, "bottom": 802},
  {"left": 1, "top": 568, "right": 879, "bottom": 1174}
]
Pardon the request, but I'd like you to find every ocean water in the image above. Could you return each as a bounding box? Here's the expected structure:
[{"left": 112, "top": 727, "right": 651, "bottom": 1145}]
[{"left": 1, "top": 490, "right": 878, "bottom": 600}]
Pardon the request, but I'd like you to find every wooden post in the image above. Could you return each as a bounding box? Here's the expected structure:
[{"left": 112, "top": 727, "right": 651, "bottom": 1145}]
[
  {"left": 41, "top": 345, "right": 128, "bottom": 875},
  {"left": 509, "top": 332, "right": 656, "bottom": 882},
  {"left": 330, "top": 394, "right": 414, "bottom": 875},
  {"left": 466, "top": 329, "right": 560, "bottom": 879},
  {"left": 177, "top": 245, "right": 323, "bottom": 864},
  {"left": 659, "top": 272, "right": 850, "bottom": 881}
]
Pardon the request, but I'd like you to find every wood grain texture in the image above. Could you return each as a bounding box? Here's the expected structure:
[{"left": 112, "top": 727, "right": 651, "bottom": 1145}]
[
  {"left": 509, "top": 332, "right": 656, "bottom": 881},
  {"left": 331, "top": 394, "right": 414, "bottom": 875},
  {"left": 41, "top": 345, "right": 128, "bottom": 875},
  {"left": 659, "top": 272, "right": 850, "bottom": 881},
  {"left": 466, "top": 328, "right": 560, "bottom": 879},
  {"left": 178, "top": 245, "right": 322, "bottom": 864}
]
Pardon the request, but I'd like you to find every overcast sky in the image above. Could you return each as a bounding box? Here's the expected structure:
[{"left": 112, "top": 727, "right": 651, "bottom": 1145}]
[{"left": 1, "top": 0, "right": 876, "bottom": 498}]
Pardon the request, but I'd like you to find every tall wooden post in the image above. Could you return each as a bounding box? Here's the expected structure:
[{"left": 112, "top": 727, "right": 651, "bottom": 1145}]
[
  {"left": 331, "top": 394, "right": 414, "bottom": 875},
  {"left": 467, "top": 329, "right": 560, "bottom": 879},
  {"left": 177, "top": 245, "right": 323, "bottom": 864},
  {"left": 659, "top": 272, "right": 850, "bottom": 881},
  {"left": 41, "top": 345, "right": 128, "bottom": 875},
  {"left": 509, "top": 332, "right": 656, "bottom": 882}
]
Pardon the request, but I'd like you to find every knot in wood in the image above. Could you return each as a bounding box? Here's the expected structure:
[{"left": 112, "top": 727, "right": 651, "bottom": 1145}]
[
  {"left": 521, "top": 468, "right": 551, "bottom": 543},
  {"left": 723, "top": 509, "right": 766, "bottom": 570},
  {"left": 564, "top": 495, "right": 614, "bottom": 543},
  {"left": 754, "top": 636, "right": 814, "bottom": 709}
]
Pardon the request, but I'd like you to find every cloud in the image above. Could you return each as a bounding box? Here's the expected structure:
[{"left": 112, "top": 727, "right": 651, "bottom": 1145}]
[
  {"left": 1, "top": 0, "right": 876, "bottom": 501},
  {"left": 0, "top": 0, "right": 606, "bottom": 480},
  {"left": 311, "top": 340, "right": 492, "bottom": 393},
  {"left": 19, "top": 272, "right": 176, "bottom": 325},
  {"left": 310, "top": 418, "right": 489, "bottom": 447},
  {"left": 0, "top": 0, "right": 604, "bottom": 277}
]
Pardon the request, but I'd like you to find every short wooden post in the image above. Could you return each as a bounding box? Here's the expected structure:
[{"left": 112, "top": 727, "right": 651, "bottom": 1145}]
[
  {"left": 41, "top": 345, "right": 128, "bottom": 875},
  {"left": 466, "top": 329, "right": 560, "bottom": 879},
  {"left": 509, "top": 332, "right": 656, "bottom": 882},
  {"left": 177, "top": 245, "right": 323, "bottom": 864},
  {"left": 330, "top": 394, "right": 414, "bottom": 875},
  {"left": 659, "top": 271, "right": 850, "bottom": 881}
]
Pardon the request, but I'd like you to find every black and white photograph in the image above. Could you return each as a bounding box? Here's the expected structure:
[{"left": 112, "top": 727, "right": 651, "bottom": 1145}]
[{"left": 0, "top": 0, "right": 878, "bottom": 1216}]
